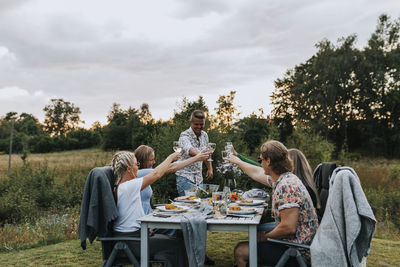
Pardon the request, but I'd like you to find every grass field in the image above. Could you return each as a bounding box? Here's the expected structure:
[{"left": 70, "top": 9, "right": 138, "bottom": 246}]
[
  {"left": 0, "top": 232, "right": 399, "bottom": 266},
  {"left": 1, "top": 149, "right": 400, "bottom": 265}
]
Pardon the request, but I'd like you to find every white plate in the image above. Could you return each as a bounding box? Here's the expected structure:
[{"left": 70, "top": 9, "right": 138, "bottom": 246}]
[
  {"left": 236, "top": 199, "right": 265, "bottom": 206},
  {"left": 157, "top": 205, "right": 189, "bottom": 213},
  {"left": 174, "top": 197, "right": 201, "bottom": 203},
  {"left": 228, "top": 208, "right": 256, "bottom": 215}
]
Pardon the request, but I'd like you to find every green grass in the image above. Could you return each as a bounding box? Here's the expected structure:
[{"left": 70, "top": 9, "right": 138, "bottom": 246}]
[{"left": 0, "top": 233, "right": 399, "bottom": 266}]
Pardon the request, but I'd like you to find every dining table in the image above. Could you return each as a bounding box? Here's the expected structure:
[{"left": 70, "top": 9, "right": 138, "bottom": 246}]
[{"left": 138, "top": 201, "right": 265, "bottom": 267}]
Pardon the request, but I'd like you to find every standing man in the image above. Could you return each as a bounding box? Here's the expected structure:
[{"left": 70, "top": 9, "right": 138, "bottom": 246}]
[{"left": 176, "top": 110, "right": 213, "bottom": 196}]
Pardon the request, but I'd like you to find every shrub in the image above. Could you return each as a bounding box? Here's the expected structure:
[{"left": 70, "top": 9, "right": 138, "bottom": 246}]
[{"left": 286, "top": 128, "right": 335, "bottom": 168}]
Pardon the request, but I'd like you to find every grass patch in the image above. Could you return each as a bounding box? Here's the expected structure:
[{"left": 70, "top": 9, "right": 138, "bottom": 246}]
[{"left": 0, "top": 233, "right": 399, "bottom": 266}]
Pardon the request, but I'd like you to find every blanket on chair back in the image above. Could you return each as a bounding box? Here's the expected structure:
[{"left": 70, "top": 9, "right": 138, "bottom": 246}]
[
  {"left": 78, "top": 166, "right": 119, "bottom": 249},
  {"left": 310, "top": 167, "right": 376, "bottom": 267}
]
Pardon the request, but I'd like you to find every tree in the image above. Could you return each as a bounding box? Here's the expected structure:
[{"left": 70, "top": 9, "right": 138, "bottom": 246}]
[
  {"left": 138, "top": 103, "right": 154, "bottom": 124},
  {"left": 43, "top": 99, "right": 82, "bottom": 136},
  {"left": 212, "top": 91, "right": 240, "bottom": 132}
]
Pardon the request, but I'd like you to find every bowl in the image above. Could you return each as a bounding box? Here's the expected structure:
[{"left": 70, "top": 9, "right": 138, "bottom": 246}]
[{"left": 184, "top": 189, "right": 197, "bottom": 197}]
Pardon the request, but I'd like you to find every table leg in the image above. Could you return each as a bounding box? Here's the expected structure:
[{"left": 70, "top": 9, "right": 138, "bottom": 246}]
[
  {"left": 248, "top": 225, "right": 257, "bottom": 267},
  {"left": 141, "top": 223, "right": 149, "bottom": 267}
]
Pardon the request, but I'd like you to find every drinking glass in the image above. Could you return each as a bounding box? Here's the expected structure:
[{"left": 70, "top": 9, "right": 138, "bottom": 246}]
[
  {"left": 212, "top": 192, "right": 227, "bottom": 218},
  {"left": 222, "top": 150, "right": 229, "bottom": 163},
  {"left": 173, "top": 141, "right": 182, "bottom": 153},
  {"left": 226, "top": 142, "right": 234, "bottom": 155},
  {"left": 207, "top": 142, "right": 216, "bottom": 161}
]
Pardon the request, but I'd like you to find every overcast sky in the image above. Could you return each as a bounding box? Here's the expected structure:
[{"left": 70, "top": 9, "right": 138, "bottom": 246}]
[{"left": 0, "top": 0, "right": 399, "bottom": 127}]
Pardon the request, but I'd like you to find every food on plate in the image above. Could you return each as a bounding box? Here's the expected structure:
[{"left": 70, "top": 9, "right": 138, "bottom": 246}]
[
  {"left": 240, "top": 199, "right": 254, "bottom": 204},
  {"left": 165, "top": 204, "right": 183, "bottom": 210},
  {"left": 176, "top": 196, "right": 197, "bottom": 201},
  {"left": 229, "top": 206, "right": 241, "bottom": 211}
]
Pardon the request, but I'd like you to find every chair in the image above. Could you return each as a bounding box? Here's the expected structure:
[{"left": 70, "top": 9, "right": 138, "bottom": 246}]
[
  {"left": 78, "top": 166, "right": 166, "bottom": 267},
  {"left": 264, "top": 164, "right": 375, "bottom": 267}
]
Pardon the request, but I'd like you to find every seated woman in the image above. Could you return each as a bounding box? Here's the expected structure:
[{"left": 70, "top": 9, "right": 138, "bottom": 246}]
[
  {"left": 226, "top": 140, "right": 319, "bottom": 267},
  {"left": 111, "top": 150, "right": 186, "bottom": 267},
  {"left": 134, "top": 145, "right": 209, "bottom": 236},
  {"left": 134, "top": 145, "right": 210, "bottom": 215}
]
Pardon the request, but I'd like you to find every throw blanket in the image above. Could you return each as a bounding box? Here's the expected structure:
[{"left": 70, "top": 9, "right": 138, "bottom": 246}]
[
  {"left": 242, "top": 188, "right": 269, "bottom": 200},
  {"left": 180, "top": 203, "right": 212, "bottom": 267},
  {"left": 310, "top": 167, "right": 376, "bottom": 266},
  {"left": 78, "top": 166, "right": 119, "bottom": 249}
]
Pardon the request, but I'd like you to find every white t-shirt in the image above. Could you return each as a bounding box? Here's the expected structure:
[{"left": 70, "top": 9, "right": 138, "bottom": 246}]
[{"left": 113, "top": 177, "right": 145, "bottom": 232}]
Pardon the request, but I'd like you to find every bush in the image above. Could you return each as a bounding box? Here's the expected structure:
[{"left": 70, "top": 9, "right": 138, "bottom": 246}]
[
  {"left": 286, "top": 128, "right": 335, "bottom": 168},
  {"left": 0, "top": 163, "right": 84, "bottom": 224}
]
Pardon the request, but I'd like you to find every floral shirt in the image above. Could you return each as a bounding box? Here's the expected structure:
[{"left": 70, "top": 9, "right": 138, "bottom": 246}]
[
  {"left": 175, "top": 127, "right": 209, "bottom": 184},
  {"left": 269, "top": 172, "right": 319, "bottom": 245}
]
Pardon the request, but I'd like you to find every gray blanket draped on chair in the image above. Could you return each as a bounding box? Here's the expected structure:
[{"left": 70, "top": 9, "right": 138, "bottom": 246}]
[
  {"left": 78, "top": 166, "right": 119, "bottom": 249},
  {"left": 310, "top": 167, "right": 376, "bottom": 266}
]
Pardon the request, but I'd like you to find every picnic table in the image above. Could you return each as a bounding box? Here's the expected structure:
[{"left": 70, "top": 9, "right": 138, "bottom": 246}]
[{"left": 138, "top": 203, "right": 264, "bottom": 267}]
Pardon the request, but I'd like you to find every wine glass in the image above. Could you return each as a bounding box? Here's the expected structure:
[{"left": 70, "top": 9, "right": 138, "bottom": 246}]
[
  {"left": 225, "top": 141, "right": 234, "bottom": 155},
  {"left": 173, "top": 141, "right": 182, "bottom": 153},
  {"left": 207, "top": 142, "right": 216, "bottom": 161},
  {"left": 222, "top": 150, "right": 229, "bottom": 163}
]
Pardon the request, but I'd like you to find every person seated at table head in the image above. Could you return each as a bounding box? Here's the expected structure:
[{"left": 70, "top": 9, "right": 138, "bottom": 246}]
[
  {"left": 227, "top": 140, "right": 319, "bottom": 267},
  {"left": 111, "top": 150, "right": 187, "bottom": 267}
]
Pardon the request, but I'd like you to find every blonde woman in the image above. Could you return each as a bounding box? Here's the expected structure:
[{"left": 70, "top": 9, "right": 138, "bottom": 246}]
[{"left": 111, "top": 150, "right": 186, "bottom": 267}]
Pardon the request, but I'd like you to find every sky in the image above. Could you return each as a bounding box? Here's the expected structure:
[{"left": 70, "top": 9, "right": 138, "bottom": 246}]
[{"left": 0, "top": 0, "right": 399, "bottom": 127}]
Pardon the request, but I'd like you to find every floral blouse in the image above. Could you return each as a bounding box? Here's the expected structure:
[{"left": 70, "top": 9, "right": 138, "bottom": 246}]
[{"left": 269, "top": 172, "right": 319, "bottom": 245}]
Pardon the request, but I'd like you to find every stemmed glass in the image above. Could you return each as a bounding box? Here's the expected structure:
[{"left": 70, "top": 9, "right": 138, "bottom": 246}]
[
  {"left": 222, "top": 150, "right": 229, "bottom": 163},
  {"left": 225, "top": 141, "right": 234, "bottom": 155},
  {"left": 173, "top": 141, "right": 182, "bottom": 153},
  {"left": 207, "top": 142, "right": 216, "bottom": 161}
]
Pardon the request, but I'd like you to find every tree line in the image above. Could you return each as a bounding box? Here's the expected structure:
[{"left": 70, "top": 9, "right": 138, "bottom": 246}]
[{"left": 1, "top": 14, "right": 400, "bottom": 162}]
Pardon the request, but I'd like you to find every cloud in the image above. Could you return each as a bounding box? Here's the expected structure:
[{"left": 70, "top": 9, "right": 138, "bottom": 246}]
[{"left": 173, "top": 0, "right": 234, "bottom": 18}]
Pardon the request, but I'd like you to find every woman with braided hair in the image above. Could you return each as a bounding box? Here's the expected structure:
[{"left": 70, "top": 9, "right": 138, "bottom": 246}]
[{"left": 111, "top": 150, "right": 187, "bottom": 267}]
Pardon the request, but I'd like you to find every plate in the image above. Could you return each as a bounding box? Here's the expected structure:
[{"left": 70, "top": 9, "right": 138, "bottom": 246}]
[
  {"left": 174, "top": 197, "right": 201, "bottom": 203},
  {"left": 157, "top": 205, "right": 189, "bottom": 213},
  {"left": 236, "top": 199, "right": 265, "bottom": 206},
  {"left": 228, "top": 208, "right": 256, "bottom": 215}
]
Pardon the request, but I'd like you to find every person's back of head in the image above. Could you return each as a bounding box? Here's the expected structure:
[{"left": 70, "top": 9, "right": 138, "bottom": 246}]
[
  {"left": 288, "top": 148, "right": 321, "bottom": 209},
  {"left": 260, "top": 140, "right": 293, "bottom": 175}
]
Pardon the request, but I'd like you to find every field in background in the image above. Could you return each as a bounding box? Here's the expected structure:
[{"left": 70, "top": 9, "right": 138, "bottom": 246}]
[{"left": 0, "top": 149, "right": 113, "bottom": 180}]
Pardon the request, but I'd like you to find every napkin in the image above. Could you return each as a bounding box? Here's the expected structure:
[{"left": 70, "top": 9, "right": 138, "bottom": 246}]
[{"left": 242, "top": 188, "right": 269, "bottom": 200}]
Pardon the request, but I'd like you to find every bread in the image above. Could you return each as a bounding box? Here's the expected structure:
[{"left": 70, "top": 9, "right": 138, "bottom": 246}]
[
  {"left": 240, "top": 199, "right": 254, "bottom": 203},
  {"left": 165, "top": 204, "right": 176, "bottom": 210},
  {"left": 165, "top": 204, "right": 183, "bottom": 210},
  {"left": 229, "top": 206, "right": 241, "bottom": 211}
]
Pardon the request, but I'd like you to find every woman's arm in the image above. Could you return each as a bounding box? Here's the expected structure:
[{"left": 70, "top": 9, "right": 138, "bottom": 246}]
[
  {"left": 258, "top": 207, "right": 299, "bottom": 241},
  {"left": 166, "top": 151, "right": 210, "bottom": 173},
  {"left": 237, "top": 153, "right": 261, "bottom": 167},
  {"left": 141, "top": 152, "right": 180, "bottom": 190},
  {"left": 227, "top": 154, "right": 270, "bottom": 186}
]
